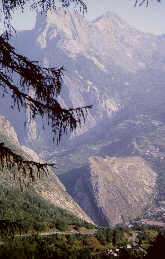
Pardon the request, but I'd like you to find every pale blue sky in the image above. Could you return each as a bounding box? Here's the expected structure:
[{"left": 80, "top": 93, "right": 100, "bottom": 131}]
[{"left": 12, "top": 0, "right": 165, "bottom": 35}]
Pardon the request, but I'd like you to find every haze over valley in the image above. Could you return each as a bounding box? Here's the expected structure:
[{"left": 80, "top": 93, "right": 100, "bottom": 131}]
[{"left": 1, "top": 8, "right": 165, "bottom": 227}]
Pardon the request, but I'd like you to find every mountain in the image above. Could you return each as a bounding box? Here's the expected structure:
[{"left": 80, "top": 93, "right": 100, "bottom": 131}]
[
  {"left": 0, "top": 115, "right": 93, "bottom": 224},
  {"left": 1, "top": 9, "right": 165, "bottom": 226},
  {"left": 3, "top": 9, "right": 165, "bottom": 145},
  {"left": 60, "top": 156, "right": 156, "bottom": 226}
]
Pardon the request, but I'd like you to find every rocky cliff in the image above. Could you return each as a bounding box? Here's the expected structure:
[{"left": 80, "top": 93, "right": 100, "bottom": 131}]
[
  {"left": 2, "top": 9, "right": 165, "bottom": 146},
  {"left": 0, "top": 115, "right": 93, "bottom": 224},
  {"left": 1, "top": 10, "right": 165, "bottom": 226},
  {"left": 67, "top": 156, "right": 157, "bottom": 226}
]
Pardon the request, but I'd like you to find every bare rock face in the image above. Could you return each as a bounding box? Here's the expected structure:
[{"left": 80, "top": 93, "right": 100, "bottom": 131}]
[
  {"left": 0, "top": 115, "right": 19, "bottom": 145},
  {"left": 6, "top": 9, "right": 165, "bottom": 146},
  {"left": 0, "top": 115, "right": 93, "bottom": 224},
  {"left": 34, "top": 174, "right": 94, "bottom": 223},
  {"left": 22, "top": 144, "right": 93, "bottom": 223},
  {"left": 1, "top": 10, "right": 165, "bottom": 227},
  {"left": 72, "top": 156, "right": 157, "bottom": 226}
]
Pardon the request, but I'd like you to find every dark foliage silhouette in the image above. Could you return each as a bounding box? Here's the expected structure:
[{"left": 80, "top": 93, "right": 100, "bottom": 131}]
[{"left": 0, "top": 0, "right": 91, "bottom": 180}]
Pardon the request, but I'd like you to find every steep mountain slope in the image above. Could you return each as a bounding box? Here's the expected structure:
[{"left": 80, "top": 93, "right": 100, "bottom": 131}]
[
  {"left": 67, "top": 156, "right": 156, "bottom": 226},
  {"left": 1, "top": 10, "right": 165, "bottom": 226},
  {"left": 2, "top": 9, "right": 165, "bottom": 146},
  {"left": 0, "top": 115, "right": 93, "bottom": 224}
]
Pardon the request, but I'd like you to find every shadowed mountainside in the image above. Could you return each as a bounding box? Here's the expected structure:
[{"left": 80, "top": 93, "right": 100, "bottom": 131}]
[
  {"left": 1, "top": 10, "right": 165, "bottom": 226},
  {"left": 0, "top": 115, "right": 93, "bottom": 224}
]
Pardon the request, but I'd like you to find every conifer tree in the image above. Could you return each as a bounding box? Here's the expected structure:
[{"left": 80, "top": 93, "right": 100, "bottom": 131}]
[
  {"left": 0, "top": 0, "right": 89, "bottom": 238},
  {"left": 134, "top": 0, "right": 160, "bottom": 6},
  {"left": 0, "top": 0, "right": 161, "bottom": 238},
  {"left": 0, "top": 0, "right": 91, "bottom": 183}
]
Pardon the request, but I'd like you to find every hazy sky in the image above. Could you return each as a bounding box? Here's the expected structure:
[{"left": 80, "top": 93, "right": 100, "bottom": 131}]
[{"left": 12, "top": 0, "right": 165, "bottom": 35}]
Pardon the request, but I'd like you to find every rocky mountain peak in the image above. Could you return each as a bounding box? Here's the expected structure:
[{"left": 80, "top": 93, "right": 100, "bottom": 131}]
[
  {"left": 0, "top": 116, "right": 19, "bottom": 145},
  {"left": 7, "top": 7, "right": 165, "bottom": 146},
  {"left": 2, "top": 8, "right": 165, "bottom": 227},
  {"left": 94, "top": 11, "right": 126, "bottom": 27},
  {"left": 35, "top": 8, "right": 88, "bottom": 50},
  {"left": 35, "top": 8, "right": 85, "bottom": 29}
]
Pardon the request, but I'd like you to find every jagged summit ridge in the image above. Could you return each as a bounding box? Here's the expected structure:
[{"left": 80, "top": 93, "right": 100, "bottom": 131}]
[
  {"left": 7, "top": 8, "right": 165, "bottom": 145},
  {"left": 35, "top": 8, "right": 88, "bottom": 50},
  {"left": 2, "top": 9, "right": 165, "bottom": 227},
  {"left": 34, "top": 8, "right": 160, "bottom": 71},
  {"left": 93, "top": 11, "right": 129, "bottom": 27},
  {"left": 35, "top": 8, "right": 85, "bottom": 28}
]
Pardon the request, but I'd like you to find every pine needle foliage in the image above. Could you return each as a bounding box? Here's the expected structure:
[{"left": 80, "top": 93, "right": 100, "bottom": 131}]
[
  {"left": 0, "top": 0, "right": 90, "bottom": 144},
  {"left": 0, "top": 33, "right": 92, "bottom": 144},
  {"left": 0, "top": 0, "right": 89, "bottom": 238},
  {"left": 0, "top": 0, "right": 91, "bottom": 181},
  {"left": 134, "top": 0, "right": 161, "bottom": 7},
  {"left": 0, "top": 142, "right": 56, "bottom": 188},
  {"left": 0, "top": 31, "right": 91, "bottom": 183},
  {"left": 0, "top": 220, "right": 23, "bottom": 240},
  {"left": 1, "top": 0, "right": 87, "bottom": 32}
]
